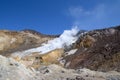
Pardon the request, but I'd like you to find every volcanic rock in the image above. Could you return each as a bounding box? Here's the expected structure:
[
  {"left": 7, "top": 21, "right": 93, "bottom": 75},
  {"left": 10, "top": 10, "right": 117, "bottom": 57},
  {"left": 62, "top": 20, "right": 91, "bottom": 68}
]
[
  {"left": 0, "top": 30, "right": 57, "bottom": 56},
  {"left": 36, "top": 64, "right": 120, "bottom": 80},
  {"left": 64, "top": 26, "right": 120, "bottom": 72},
  {"left": 0, "top": 55, "right": 36, "bottom": 80}
]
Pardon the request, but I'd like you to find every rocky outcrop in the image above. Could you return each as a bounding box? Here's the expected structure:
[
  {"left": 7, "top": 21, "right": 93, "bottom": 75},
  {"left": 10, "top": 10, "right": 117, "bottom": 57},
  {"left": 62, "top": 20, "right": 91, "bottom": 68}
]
[
  {"left": 64, "top": 26, "right": 120, "bottom": 72},
  {"left": 0, "top": 30, "right": 57, "bottom": 56},
  {"left": 0, "top": 55, "right": 36, "bottom": 80}
]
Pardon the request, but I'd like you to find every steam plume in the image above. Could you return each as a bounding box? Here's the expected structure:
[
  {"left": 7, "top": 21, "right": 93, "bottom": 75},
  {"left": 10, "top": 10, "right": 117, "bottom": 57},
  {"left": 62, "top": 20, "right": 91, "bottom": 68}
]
[{"left": 13, "top": 27, "right": 79, "bottom": 57}]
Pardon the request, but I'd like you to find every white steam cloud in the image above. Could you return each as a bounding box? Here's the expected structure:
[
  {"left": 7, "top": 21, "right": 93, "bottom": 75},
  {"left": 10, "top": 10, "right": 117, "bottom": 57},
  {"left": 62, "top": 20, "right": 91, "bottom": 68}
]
[{"left": 12, "top": 27, "right": 80, "bottom": 57}]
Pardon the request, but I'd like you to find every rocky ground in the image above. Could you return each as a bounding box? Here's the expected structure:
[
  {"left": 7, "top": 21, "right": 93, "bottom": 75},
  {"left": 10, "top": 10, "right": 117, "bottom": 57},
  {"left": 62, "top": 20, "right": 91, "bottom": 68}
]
[
  {"left": 0, "top": 55, "right": 35, "bottom": 80},
  {"left": 1, "top": 55, "right": 120, "bottom": 80}
]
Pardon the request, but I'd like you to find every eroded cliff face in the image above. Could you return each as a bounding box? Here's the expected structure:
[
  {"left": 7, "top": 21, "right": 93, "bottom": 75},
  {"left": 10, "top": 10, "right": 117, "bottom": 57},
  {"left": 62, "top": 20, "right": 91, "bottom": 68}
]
[
  {"left": 64, "top": 26, "right": 120, "bottom": 72},
  {"left": 0, "top": 30, "right": 57, "bottom": 56}
]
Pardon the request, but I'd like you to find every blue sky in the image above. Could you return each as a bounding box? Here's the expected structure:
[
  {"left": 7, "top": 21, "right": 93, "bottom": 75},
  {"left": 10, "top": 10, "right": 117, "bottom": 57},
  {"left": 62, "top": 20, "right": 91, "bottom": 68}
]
[{"left": 0, "top": 0, "right": 120, "bottom": 34}]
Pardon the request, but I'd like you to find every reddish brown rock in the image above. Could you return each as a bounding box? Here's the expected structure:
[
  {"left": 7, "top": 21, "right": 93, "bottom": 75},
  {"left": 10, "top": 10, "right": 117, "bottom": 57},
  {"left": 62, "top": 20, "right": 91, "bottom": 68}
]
[{"left": 65, "top": 26, "right": 120, "bottom": 72}]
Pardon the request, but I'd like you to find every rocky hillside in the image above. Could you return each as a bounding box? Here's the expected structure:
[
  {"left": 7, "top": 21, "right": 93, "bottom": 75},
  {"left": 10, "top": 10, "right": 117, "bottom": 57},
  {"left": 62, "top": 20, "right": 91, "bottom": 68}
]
[
  {"left": 0, "top": 26, "right": 120, "bottom": 80},
  {"left": 0, "top": 29, "right": 57, "bottom": 56},
  {"left": 64, "top": 26, "right": 120, "bottom": 72}
]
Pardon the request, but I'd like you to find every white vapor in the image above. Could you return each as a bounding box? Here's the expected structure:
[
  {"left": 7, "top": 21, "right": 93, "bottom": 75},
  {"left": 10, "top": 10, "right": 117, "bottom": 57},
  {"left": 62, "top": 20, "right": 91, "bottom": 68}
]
[{"left": 12, "top": 27, "right": 79, "bottom": 57}]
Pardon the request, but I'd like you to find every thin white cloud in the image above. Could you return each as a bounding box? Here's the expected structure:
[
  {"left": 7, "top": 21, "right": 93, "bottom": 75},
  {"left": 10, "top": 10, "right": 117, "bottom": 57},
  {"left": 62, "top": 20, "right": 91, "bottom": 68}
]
[
  {"left": 68, "top": 6, "right": 94, "bottom": 19},
  {"left": 67, "top": 1, "right": 120, "bottom": 30}
]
